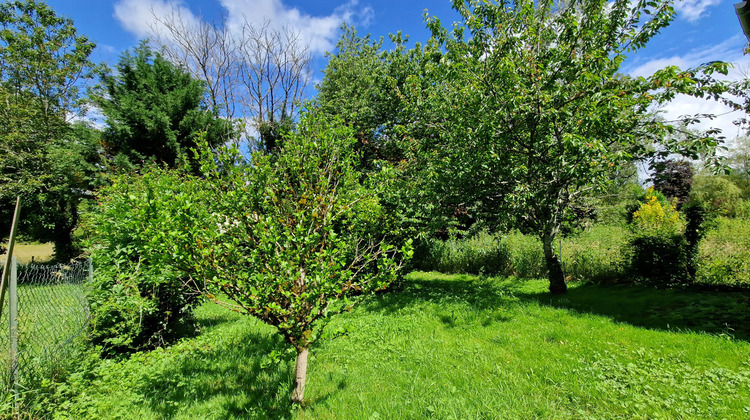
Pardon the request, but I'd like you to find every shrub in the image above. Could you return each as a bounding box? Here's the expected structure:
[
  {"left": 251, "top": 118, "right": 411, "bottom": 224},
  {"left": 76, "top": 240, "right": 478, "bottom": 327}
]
[
  {"left": 691, "top": 175, "right": 743, "bottom": 218},
  {"left": 628, "top": 234, "right": 688, "bottom": 283},
  {"left": 82, "top": 165, "right": 210, "bottom": 356},
  {"left": 190, "top": 111, "right": 411, "bottom": 404},
  {"left": 696, "top": 217, "right": 750, "bottom": 286},
  {"left": 626, "top": 187, "right": 688, "bottom": 284}
]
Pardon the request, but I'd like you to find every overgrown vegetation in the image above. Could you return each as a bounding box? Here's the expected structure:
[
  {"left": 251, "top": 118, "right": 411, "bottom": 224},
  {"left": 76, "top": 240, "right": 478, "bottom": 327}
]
[
  {"left": 627, "top": 187, "right": 688, "bottom": 284},
  {"left": 415, "top": 222, "right": 750, "bottom": 288},
  {"left": 82, "top": 166, "right": 211, "bottom": 356},
  {"left": 697, "top": 217, "right": 750, "bottom": 286}
]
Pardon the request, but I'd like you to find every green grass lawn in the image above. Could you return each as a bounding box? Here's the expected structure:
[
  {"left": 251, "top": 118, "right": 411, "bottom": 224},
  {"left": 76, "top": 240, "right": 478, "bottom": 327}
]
[
  {"left": 0, "top": 242, "right": 55, "bottom": 264},
  {"left": 45, "top": 272, "right": 750, "bottom": 419}
]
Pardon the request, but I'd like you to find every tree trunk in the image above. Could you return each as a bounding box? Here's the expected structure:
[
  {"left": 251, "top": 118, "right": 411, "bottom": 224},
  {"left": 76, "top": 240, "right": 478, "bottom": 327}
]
[
  {"left": 52, "top": 198, "right": 77, "bottom": 262},
  {"left": 291, "top": 346, "right": 309, "bottom": 406},
  {"left": 52, "top": 218, "right": 75, "bottom": 262},
  {"left": 542, "top": 231, "right": 567, "bottom": 294}
]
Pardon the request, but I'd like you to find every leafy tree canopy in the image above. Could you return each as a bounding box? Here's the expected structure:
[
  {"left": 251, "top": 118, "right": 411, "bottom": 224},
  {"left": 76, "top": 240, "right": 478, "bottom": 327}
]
[
  {"left": 652, "top": 159, "right": 694, "bottom": 208},
  {"left": 395, "top": 0, "right": 732, "bottom": 293},
  {"left": 0, "top": 0, "right": 98, "bottom": 260},
  {"left": 191, "top": 110, "right": 411, "bottom": 404},
  {"left": 95, "top": 42, "right": 232, "bottom": 169}
]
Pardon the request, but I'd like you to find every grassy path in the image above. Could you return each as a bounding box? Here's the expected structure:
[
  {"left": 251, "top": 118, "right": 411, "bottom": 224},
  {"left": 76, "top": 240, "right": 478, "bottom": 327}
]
[{"left": 51, "top": 272, "right": 750, "bottom": 419}]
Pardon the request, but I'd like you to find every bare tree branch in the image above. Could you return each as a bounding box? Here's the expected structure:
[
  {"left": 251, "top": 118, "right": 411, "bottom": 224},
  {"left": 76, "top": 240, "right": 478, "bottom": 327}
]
[{"left": 150, "top": 8, "right": 311, "bottom": 148}]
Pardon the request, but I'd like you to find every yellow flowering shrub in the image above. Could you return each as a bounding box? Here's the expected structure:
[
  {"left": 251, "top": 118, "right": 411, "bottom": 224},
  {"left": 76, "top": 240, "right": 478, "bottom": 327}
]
[
  {"left": 631, "top": 187, "right": 684, "bottom": 235},
  {"left": 628, "top": 187, "right": 688, "bottom": 283}
]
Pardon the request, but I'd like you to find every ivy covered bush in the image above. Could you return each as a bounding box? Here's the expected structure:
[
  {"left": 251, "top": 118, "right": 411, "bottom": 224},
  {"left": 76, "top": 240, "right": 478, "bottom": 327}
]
[{"left": 83, "top": 165, "right": 211, "bottom": 356}]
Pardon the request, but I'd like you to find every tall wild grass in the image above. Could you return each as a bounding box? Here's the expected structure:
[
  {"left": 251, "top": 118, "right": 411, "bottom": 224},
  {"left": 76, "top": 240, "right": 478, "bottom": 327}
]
[
  {"left": 414, "top": 226, "right": 629, "bottom": 282},
  {"left": 415, "top": 222, "right": 749, "bottom": 286}
]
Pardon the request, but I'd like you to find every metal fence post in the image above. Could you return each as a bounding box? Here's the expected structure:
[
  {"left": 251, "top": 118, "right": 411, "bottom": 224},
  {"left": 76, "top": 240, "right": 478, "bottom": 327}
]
[
  {"left": 9, "top": 256, "right": 18, "bottom": 399},
  {"left": 87, "top": 258, "right": 93, "bottom": 319}
]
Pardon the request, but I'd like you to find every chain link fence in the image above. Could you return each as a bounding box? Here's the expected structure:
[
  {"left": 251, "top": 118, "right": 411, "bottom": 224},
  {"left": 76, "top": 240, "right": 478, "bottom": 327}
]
[{"left": 1, "top": 258, "right": 91, "bottom": 394}]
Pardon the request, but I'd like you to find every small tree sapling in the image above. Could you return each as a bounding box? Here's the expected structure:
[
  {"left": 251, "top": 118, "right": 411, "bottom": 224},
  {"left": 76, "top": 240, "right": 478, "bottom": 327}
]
[{"left": 192, "top": 111, "right": 411, "bottom": 405}]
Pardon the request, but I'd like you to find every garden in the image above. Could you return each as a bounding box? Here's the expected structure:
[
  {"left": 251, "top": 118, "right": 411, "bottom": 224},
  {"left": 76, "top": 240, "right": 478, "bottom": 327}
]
[{"left": 2, "top": 0, "right": 750, "bottom": 418}]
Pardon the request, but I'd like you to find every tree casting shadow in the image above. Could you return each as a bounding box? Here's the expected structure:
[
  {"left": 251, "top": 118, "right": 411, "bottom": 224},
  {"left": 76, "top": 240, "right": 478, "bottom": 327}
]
[
  {"left": 370, "top": 273, "right": 750, "bottom": 341},
  {"left": 138, "top": 329, "right": 295, "bottom": 419},
  {"left": 517, "top": 282, "right": 750, "bottom": 341}
]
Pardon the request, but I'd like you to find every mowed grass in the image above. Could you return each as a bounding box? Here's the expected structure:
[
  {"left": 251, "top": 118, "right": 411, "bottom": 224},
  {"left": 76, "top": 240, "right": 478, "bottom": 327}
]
[
  {"left": 52, "top": 272, "right": 750, "bottom": 419},
  {"left": 0, "top": 242, "right": 55, "bottom": 264}
]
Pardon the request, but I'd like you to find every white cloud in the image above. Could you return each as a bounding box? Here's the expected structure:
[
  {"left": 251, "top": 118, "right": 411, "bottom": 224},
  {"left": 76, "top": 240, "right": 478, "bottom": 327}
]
[
  {"left": 627, "top": 36, "right": 744, "bottom": 79},
  {"left": 114, "top": 0, "right": 200, "bottom": 39},
  {"left": 654, "top": 94, "right": 745, "bottom": 140},
  {"left": 629, "top": 57, "right": 690, "bottom": 79},
  {"left": 626, "top": 35, "right": 749, "bottom": 142},
  {"left": 674, "top": 0, "right": 722, "bottom": 23},
  {"left": 113, "top": 0, "right": 373, "bottom": 55}
]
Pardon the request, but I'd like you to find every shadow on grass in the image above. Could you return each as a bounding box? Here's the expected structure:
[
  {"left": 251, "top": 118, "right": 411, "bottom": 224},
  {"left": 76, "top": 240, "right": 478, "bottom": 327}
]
[
  {"left": 137, "top": 328, "right": 295, "bottom": 419},
  {"left": 518, "top": 282, "right": 750, "bottom": 341},
  {"left": 195, "top": 310, "right": 240, "bottom": 330},
  {"left": 367, "top": 274, "right": 521, "bottom": 313},
  {"left": 371, "top": 272, "right": 750, "bottom": 341}
]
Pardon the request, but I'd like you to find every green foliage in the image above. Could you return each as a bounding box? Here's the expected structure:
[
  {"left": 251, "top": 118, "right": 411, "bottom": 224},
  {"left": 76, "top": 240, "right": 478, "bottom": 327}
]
[
  {"left": 416, "top": 226, "right": 630, "bottom": 283},
  {"left": 595, "top": 182, "right": 646, "bottom": 226},
  {"left": 627, "top": 187, "right": 688, "bottom": 284},
  {"left": 691, "top": 174, "right": 744, "bottom": 218},
  {"left": 562, "top": 226, "right": 630, "bottom": 283},
  {"left": 0, "top": 0, "right": 98, "bottom": 260},
  {"left": 316, "top": 26, "right": 407, "bottom": 171},
  {"left": 414, "top": 231, "right": 515, "bottom": 276},
  {"left": 95, "top": 42, "right": 230, "bottom": 169},
  {"left": 316, "top": 27, "right": 447, "bottom": 247},
  {"left": 28, "top": 122, "right": 105, "bottom": 259},
  {"left": 83, "top": 165, "right": 211, "bottom": 355},
  {"left": 628, "top": 234, "right": 688, "bottom": 284},
  {"left": 0, "top": 0, "right": 95, "bottom": 121},
  {"left": 257, "top": 113, "right": 294, "bottom": 154},
  {"left": 192, "top": 111, "right": 411, "bottom": 353},
  {"left": 419, "top": 216, "right": 750, "bottom": 287},
  {"left": 189, "top": 110, "right": 412, "bottom": 403},
  {"left": 697, "top": 217, "right": 750, "bottom": 286},
  {"left": 395, "top": 0, "right": 731, "bottom": 293},
  {"left": 723, "top": 136, "right": 750, "bottom": 201},
  {"left": 630, "top": 187, "right": 684, "bottom": 235},
  {"left": 652, "top": 159, "right": 694, "bottom": 208}
]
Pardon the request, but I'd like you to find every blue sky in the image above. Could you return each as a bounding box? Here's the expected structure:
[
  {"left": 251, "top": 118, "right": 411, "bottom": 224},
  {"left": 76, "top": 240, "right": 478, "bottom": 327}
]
[{"left": 45, "top": 0, "right": 749, "bottom": 142}]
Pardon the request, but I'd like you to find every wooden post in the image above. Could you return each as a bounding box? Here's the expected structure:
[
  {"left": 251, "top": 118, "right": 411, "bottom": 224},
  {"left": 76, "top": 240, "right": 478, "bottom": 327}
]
[
  {"left": 9, "top": 257, "right": 18, "bottom": 398},
  {"left": 0, "top": 197, "right": 21, "bottom": 324}
]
